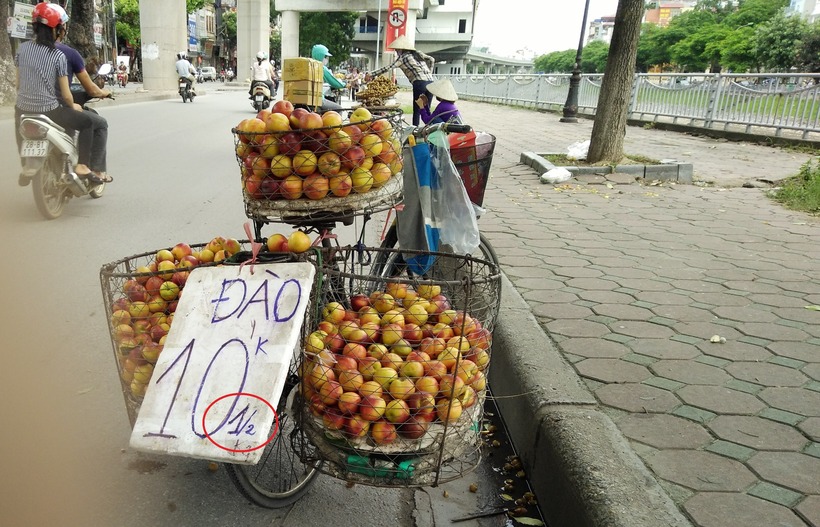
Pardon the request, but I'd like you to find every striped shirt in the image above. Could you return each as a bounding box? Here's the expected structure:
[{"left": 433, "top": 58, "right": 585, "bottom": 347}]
[
  {"left": 15, "top": 40, "right": 68, "bottom": 113},
  {"left": 372, "top": 50, "right": 435, "bottom": 83}
]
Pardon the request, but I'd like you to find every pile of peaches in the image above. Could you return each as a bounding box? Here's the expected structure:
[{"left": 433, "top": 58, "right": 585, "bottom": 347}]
[
  {"left": 299, "top": 282, "right": 492, "bottom": 447},
  {"left": 234, "top": 100, "right": 403, "bottom": 202}
]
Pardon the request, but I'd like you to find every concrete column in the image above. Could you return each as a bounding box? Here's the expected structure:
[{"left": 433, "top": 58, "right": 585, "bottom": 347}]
[
  {"left": 139, "top": 0, "right": 186, "bottom": 91},
  {"left": 281, "top": 11, "right": 300, "bottom": 60},
  {"left": 237, "top": 0, "right": 270, "bottom": 84}
]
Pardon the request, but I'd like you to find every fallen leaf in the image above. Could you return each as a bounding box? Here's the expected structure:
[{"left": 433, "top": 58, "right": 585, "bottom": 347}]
[
  {"left": 513, "top": 516, "right": 545, "bottom": 525},
  {"left": 500, "top": 493, "right": 514, "bottom": 501},
  {"left": 77, "top": 387, "right": 93, "bottom": 395},
  {"left": 805, "top": 305, "right": 820, "bottom": 311}
]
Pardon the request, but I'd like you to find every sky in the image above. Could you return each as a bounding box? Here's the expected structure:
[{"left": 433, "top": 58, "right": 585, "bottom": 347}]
[{"left": 472, "top": 0, "right": 621, "bottom": 58}]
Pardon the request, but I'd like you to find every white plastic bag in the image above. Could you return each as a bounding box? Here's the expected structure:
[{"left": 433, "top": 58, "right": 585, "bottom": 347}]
[
  {"left": 566, "top": 140, "right": 590, "bottom": 160},
  {"left": 540, "top": 167, "right": 573, "bottom": 184}
]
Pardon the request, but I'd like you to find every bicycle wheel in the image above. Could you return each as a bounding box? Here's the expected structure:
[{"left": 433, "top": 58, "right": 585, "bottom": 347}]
[{"left": 224, "top": 373, "right": 321, "bottom": 508}]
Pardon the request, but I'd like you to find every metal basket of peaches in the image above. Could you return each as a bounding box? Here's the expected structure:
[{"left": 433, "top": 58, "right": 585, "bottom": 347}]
[
  {"left": 231, "top": 104, "right": 405, "bottom": 223},
  {"left": 292, "top": 244, "right": 501, "bottom": 487}
]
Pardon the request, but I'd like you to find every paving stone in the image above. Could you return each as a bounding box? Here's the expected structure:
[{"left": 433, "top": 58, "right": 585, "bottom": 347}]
[
  {"left": 651, "top": 359, "right": 732, "bottom": 385},
  {"left": 522, "top": 289, "right": 578, "bottom": 304},
  {"left": 618, "top": 413, "right": 713, "bottom": 449},
  {"left": 649, "top": 304, "right": 714, "bottom": 322},
  {"left": 634, "top": 291, "right": 693, "bottom": 305},
  {"left": 542, "top": 255, "right": 592, "bottom": 268},
  {"left": 648, "top": 315, "right": 679, "bottom": 327},
  {"left": 564, "top": 277, "right": 619, "bottom": 290},
  {"left": 552, "top": 266, "right": 607, "bottom": 279},
  {"left": 602, "top": 332, "right": 634, "bottom": 344},
  {"left": 683, "top": 492, "right": 806, "bottom": 527},
  {"left": 576, "top": 289, "right": 636, "bottom": 304},
  {"left": 608, "top": 320, "right": 676, "bottom": 339},
  {"left": 532, "top": 302, "right": 592, "bottom": 319},
  {"left": 611, "top": 278, "right": 674, "bottom": 292},
  {"left": 644, "top": 376, "right": 686, "bottom": 392},
  {"left": 796, "top": 495, "right": 820, "bottom": 527},
  {"left": 759, "top": 387, "right": 820, "bottom": 417},
  {"left": 674, "top": 322, "right": 744, "bottom": 340},
  {"left": 737, "top": 335, "right": 773, "bottom": 347},
  {"left": 670, "top": 279, "right": 729, "bottom": 294},
  {"left": 696, "top": 355, "right": 731, "bottom": 368},
  {"left": 747, "top": 481, "right": 804, "bottom": 507},
  {"left": 623, "top": 353, "right": 657, "bottom": 366},
  {"left": 799, "top": 417, "right": 820, "bottom": 441},
  {"left": 644, "top": 450, "right": 757, "bottom": 491},
  {"left": 773, "top": 307, "right": 820, "bottom": 324},
  {"left": 803, "top": 363, "right": 820, "bottom": 382},
  {"left": 805, "top": 443, "right": 820, "bottom": 459},
  {"left": 712, "top": 305, "right": 779, "bottom": 323},
  {"left": 708, "top": 416, "right": 809, "bottom": 450},
  {"left": 748, "top": 452, "right": 820, "bottom": 494},
  {"left": 705, "top": 440, "right": 756, "bottom": 461},
  {"left": 671, "top": 334, "right": 706, "bottom": 345},
  {"left": 735, "top": 322, "right": 812, "bottom": 341},
  {"left": 590, "top": 303, "right": 655, "bottom": 320},
  {"left": 808, "top": 381, "right": 820, "bottom": 393},
  {"left": 574, "top": 358, "right": 652, "bottom": 384},
  {"left": 724, "top": 378, "right": 765, "bottom": 394},
  {"left": 516, "top": 279, "right": 564, "bottom": 293},
  {"left": 544, "top": 318, "right": 610, "bottom": 338},
  {"left": 677, "top": 385, "right": 766, "bottom": 415},
  {"left": 726, "top": 362, "right": 808, "bottom": 387},
  {"left": 595, "top": 382, "right": 681, "bottom": 413},
  {"left": 769, "top": 356, "right": 807, "bottom": 369},
  {"left": 723, "top": 280, "right": 786, "bottom": 294},
  {"left": 747, "top": 293, "right": 811, "bottom": 308},
  {"left": 587, "top": 314, "right": 619, "bottom": 325},
  {"left": 760, "top": 408, "right": 806, "bottom": 426},
  {"left": 557, "top": 337, "right": 630, "bottom": 359},
  {"left": 689, "top": 292, "right": 752, "bottom": 306}
]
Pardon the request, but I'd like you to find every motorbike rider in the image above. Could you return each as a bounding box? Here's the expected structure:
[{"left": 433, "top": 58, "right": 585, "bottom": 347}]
[
  {"left": 175, "top": 52, "right": 197, "bottom": 94},
  {"left": 14, "top": 1, "right": 95, "bottom": 185},
  {"left": 117, "top": 60, "right": 128, "bottom": 86},
  {"left": 249, "top": 51, "right": 275, "bottom": 98},
  {"left": 311, "top": 44, "right": 345, "bottom": 112},
  {"left": 54, "top": 5, "right": 113, "bottom": 184}
]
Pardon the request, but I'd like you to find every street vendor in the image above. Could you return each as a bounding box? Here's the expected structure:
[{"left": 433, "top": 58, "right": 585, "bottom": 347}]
[
  {"left": 418, "top": 78, "right": 462, "bottom": 125},
  {"left": 365, "top": 35, "right": 435, "bottom": 125},
  {"left": 311, "top": 44, "right": 345, "bottom": 111}
]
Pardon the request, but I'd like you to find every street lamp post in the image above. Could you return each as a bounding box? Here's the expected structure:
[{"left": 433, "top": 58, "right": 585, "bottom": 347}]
[{"left": 560, "top": 0, "right": 592, "bottom": 123}]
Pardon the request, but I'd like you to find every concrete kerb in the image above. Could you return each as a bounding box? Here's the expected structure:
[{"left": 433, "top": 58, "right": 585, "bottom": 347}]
[
  {"left": 489, "top": 274, "right": 693, "bottom": 527},
  {"left": 520, "top": 151, "right": 694, "bottom": 184}
]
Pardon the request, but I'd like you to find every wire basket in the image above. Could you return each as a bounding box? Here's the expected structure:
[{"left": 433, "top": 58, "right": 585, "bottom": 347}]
[
  {"left": 232, "top": 109, "right": 405, "bottom": 223},
  {"left": 292, "top": 245, "right": 501, "bottom": 487},
  {"left": 448, "top": 131, "right": 496, "bottom": 208},
  {"left": 98, "top": 239, "right": 270, "bottom": 426}
]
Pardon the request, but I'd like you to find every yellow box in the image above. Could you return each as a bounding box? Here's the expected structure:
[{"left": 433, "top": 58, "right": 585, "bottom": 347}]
[
  {"left": 284, "top": 80, "right": 322, "bottom": 107},
  {"left": 281, "top": 58, "right": 323, "bottom": 82}
]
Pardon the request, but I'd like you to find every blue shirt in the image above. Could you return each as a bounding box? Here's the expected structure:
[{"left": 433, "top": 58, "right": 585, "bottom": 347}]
[{"left": 56, "top": 42, "right": 85, "bottom": 86}]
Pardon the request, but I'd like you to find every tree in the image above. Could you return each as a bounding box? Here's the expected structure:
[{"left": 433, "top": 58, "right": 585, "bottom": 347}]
[
  {"left": 586, "top": 0, "right": 645, "bottom": 164},
  {"left": 796, "top": 21, "right": 820, "bottom": 77},
  {"left": 755, "top": 11, "right": 808, "bottom": 72},
  {"left": 298, "top": 12, "right": 358, "bottom": 66},
  {"left": 635, "top": 23, "right": 669, "bottom": 71},
  {"left": 720, "top": 25, "right": 757, "bottom": 72},
  {"left": 0, "top": 0, "right": 14, "bottom": 106},
  {"left": 534, "top": 49, "right": 576, "bottom": 73},
  {"left": 581, "top": 40, "right": 610, "bottom": 73},
  {"left": 64, "top": 0, "right": 96, "bottom": 60},
  {"left": 115, "top": 0, "right": 141, "bottom": 52}
]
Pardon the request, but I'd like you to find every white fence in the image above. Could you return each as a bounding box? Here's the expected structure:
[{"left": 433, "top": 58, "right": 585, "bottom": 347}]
[{"left": 415, "top": 73, "right": 820, "bottom": 141}]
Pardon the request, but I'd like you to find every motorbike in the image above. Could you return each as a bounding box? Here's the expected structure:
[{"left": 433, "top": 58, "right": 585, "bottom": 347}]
[
  {"left": 117, "top": 69, "right": 128, "bottom": 87},
  {"left": 94, "top": 63, "right": 114, "bottom": 89},
  {"left": 178, "top": 77, "right": 196, "bottom": 103},
  {"left": 17, "top": 95, "right": 111, "bottom": 220},
  {"left": 250, "top": 80, "right": 271, "bottom": 112}
]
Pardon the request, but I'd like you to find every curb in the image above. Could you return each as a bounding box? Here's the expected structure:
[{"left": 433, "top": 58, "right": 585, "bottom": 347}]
[
  {"left": 488, "top": 274, "right": 693, "bottom": 527},
  {"left": 520, "top": 151, "right": 694, "bottom": 184}
]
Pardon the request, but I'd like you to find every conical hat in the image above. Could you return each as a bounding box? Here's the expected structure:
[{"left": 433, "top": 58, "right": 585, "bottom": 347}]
[
  {"left": 389, "top": 35, "right": 415, "bottom": 51},
  {"left": 427, "top": 79, "right": 458, "bottom": 102}
]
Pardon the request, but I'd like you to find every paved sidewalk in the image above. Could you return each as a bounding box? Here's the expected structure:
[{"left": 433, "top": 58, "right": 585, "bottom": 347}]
[{"left": 450, "top": 96, "right": 820, "bottom": 526}]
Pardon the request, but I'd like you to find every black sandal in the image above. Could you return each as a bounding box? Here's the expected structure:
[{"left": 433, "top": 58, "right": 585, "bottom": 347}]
[{"left": 86, "top": 173, "right": 114, "bottom": 185}]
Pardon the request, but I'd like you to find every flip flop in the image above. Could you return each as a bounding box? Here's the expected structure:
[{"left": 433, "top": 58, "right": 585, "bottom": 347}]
[{"left": 86, "top": 173, "right": 114, "bottom": 185}]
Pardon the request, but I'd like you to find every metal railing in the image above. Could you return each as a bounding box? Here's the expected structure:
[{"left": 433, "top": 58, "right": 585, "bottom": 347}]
[{"left": 415, "top": 73, "right": 820, "bottom": 141}]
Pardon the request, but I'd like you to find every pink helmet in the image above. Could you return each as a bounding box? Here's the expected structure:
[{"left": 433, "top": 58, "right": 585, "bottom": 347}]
[{"left": 32, "top": 2, "right": 69, "bottom": 28}]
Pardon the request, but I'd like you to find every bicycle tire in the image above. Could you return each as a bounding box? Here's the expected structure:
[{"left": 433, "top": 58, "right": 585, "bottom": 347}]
[{"left": 224, "top": 379, "right": 321, "bottom": 508}]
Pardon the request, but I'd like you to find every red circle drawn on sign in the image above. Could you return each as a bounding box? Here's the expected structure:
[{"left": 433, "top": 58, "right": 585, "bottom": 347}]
[{"left": 202, "top": 392, "right": 279, "bottom": 453}]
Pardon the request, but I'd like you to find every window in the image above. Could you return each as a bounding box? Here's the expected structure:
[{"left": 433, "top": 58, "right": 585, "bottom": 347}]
[{"left": 458, "top": 19, "right": 467, "bottom": 33}]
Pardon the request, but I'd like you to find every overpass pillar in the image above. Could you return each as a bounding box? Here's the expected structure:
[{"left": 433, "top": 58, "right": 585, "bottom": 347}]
[
  {"left": 139, "top": 0, "right": 186, "bottom": 90},
  {"left": 281, "top": 10, "right": 300, "bottom": 60},
  {"left": 237, "top": 0, "right": 270, "bottom": 83}
]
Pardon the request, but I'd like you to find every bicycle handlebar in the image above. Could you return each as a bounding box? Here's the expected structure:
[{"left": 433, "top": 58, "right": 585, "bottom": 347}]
[{"left": 407, "top": 121, "right": 473, "bottom": 142}]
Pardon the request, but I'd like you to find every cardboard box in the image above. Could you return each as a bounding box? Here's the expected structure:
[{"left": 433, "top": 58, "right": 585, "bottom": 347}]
[
  {"left": 282, "top": 58, "right": 323, "bottom": 82},
  {"left": 284, "top": 80, "right": 323, "bottom": 107}
]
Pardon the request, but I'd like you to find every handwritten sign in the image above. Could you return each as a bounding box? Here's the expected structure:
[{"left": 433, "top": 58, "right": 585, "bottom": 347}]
[{"left": 130, "top": 262, "right": 315, "bottom": 464}]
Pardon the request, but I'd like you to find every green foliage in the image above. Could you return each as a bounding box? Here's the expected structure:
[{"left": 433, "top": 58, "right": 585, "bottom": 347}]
[
  {"left": 755, "top": 12, "right": 809, "bottom": 71},
  {"left": 636, "top": 23, "right": 669, "bottom": 71},
  {"left": 298, "top": 12, "right": 357, "bottom": 66},
  {"left": 720, "top": 26, "right": 758, "bottom": 72},
  {"left": 796, "top": 22, "right": 820, "bottom": 74},
  {"left": 186, "top": 0, "right": 208, "bottom": 14},
  {"left": 115, "top": 0, "right": 141, "bottom": 47},
  {"left": 534, "top": 49, "right": 576, "bottom": 73},
  {"left": 581, "top": 41, "right": 609, "bottom": 73},
  {"left": 772, "top": 159, "right": 820, "bottom": 214}
]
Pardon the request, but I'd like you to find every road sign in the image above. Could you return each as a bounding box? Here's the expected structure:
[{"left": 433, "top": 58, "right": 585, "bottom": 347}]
[
  {"left": 388, "top": 8, "right": 406, "bottom": 28},
  {"left": 129, "top": 262, "right": 315, "bottom": 465}
]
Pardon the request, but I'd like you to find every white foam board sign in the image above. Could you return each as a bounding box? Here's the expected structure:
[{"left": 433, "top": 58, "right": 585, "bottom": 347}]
[{"left": 130, "top": 262, "right": 315, "bottom": 464}]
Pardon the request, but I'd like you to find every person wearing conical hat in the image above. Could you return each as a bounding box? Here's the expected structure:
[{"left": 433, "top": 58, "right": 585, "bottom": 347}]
[
  {"left": 365, "top": 35, "right": 435, "bottom": 125},
  {"left": 418, "top": 78, "right": 462, "bottom": 125}
]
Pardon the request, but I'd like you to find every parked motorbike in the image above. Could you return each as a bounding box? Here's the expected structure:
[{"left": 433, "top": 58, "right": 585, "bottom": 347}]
[
  {"left": 178, "top": 77, "right": 196, "bottom": 103},
  {"left": 17, "top": 96, "right": 112, "bottom": 219},
  {"left": 250, "top": 80, "right": 271, "bottom": 112},
  {"left": 94, "top": 63, "right": 114, "bottom": 89}
]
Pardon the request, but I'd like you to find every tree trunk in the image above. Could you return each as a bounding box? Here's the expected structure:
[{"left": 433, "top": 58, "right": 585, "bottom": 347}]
[
  {"left": 67, "top": 0, "right": 98, "bottom": 61},
  {"left": 0, "top": 0, "right": 15, "bottom": 106},
  {"left": 587, "top": 0, "right": 645, "bottom": 164}
]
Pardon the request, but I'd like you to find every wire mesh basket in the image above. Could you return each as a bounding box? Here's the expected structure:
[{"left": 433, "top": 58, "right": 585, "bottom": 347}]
[
  {"left": 292, "top": 245, "right": 501, "bottom": 487},
  {"left": 232, "top": 109, "right": 405, "bottom": 223}
]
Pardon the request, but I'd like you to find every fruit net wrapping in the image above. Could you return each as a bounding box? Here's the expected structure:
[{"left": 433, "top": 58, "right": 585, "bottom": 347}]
[
  {"left": 292, "top": 245, "right": 502, "bottom": 487},
  {"left": 448, "top": 131, "right": 496, "bottom": 208},
  {"left": 232, "top": 109, "right": 405, "bottom": 223}
]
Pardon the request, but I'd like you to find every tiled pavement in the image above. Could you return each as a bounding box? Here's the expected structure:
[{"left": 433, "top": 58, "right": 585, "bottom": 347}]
[{"left": 445, "top": 95, "right": 820, "bottom": 527}]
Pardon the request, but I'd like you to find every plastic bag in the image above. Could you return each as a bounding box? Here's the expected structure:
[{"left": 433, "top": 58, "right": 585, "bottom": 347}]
[
  {"left": 566, "top": 139, "right": 590, "bottom": 160},
  {"left": 540, "top": 167, "right": 573, "bottom": 184},
  {"left": 396, "top": 131, "right": 480, "bottom": 274}
]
